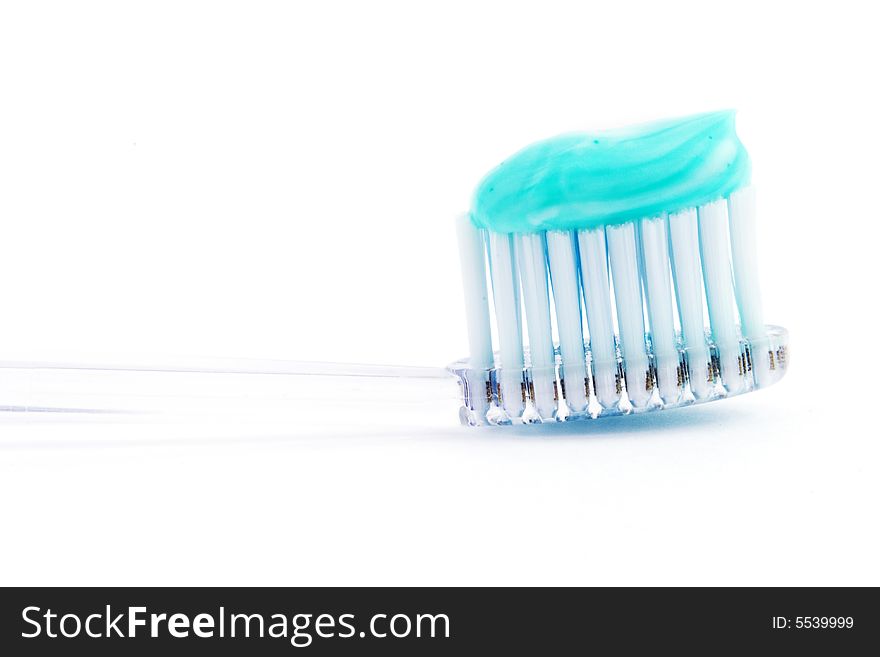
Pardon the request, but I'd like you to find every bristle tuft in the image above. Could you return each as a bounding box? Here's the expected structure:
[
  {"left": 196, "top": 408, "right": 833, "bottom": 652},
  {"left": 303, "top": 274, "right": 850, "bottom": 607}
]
[{"left": 453, "top": 186, "right": 785, "bottom": 426}]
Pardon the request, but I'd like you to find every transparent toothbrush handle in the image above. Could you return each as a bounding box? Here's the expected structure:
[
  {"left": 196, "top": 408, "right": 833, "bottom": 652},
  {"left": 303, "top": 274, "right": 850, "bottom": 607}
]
[{"left": 0, "top": 358, "right": 460, "bottom": 419}]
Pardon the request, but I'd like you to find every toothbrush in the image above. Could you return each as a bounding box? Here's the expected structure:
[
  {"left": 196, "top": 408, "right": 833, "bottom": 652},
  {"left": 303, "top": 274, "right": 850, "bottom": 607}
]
[
  {"left": 454, "top": 110, "right": 788, "bottom": 425},
  {"left": 1, "top": 111, "right": 787, "bottom": 427}
]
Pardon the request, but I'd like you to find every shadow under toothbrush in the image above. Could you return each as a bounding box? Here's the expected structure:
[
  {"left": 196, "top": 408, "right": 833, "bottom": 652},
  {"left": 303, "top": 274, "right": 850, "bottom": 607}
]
[
  {"left": 470, "top": 396, "right": 768, "bottom": 440},
  {"left": 0, "top": 387, "right": 778, "bottom": 449}
]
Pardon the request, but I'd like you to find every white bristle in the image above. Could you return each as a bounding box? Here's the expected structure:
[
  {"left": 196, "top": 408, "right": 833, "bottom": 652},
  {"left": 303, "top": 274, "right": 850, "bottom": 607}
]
[
  {"left": 606, "top": 223, "right": 652, "bottom": 408},
  {"left": 577, "top": 227, "right": 620, "bottom": 410},
  {"left": 457, "top": 189, "right": 778, "bottom": 425},
  {"left": 455, "top": 214, "right": 494, "bottom": 419},
  {"left": 516, "top": 232, "right": 556, "bottom": 419},
  {"left": 546, "top": 230, "right": 588, "bottom": 414},
  {"left": 728, "top": 185, "right": 771, "bottom": 386},
  {"left": 639, "top": 215, "right": 681, "bottom": 405},
  {"left": 698, "top": 199, "right": 744, "bottom": 394},
  {"left": 487, "top": 230, "right": 525, "bottom": 419},
  {"left": 667, "top": 208, "right": 713, "bottom": 400}
]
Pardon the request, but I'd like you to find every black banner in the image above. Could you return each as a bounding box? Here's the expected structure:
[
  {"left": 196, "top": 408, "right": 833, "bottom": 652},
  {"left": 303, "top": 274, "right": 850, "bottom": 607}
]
[{"left": 1, "top": 587, "right": 875, "bottom": 654}]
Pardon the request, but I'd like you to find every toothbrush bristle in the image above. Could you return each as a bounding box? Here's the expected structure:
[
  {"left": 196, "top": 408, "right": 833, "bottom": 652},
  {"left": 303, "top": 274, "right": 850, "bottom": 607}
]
[{"left": 452, "top": 186, "right": 788, "bottom": 427}]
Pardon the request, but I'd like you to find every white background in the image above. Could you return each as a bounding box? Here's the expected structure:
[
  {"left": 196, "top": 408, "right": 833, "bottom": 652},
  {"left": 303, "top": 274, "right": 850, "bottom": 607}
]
[{"left": 0, "top": 1, "right": 877, "bottom": 585}]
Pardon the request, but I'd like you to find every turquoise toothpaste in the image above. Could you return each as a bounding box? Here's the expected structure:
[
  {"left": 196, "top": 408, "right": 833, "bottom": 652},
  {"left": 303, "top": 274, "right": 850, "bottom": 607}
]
[{"left": 471, "top": 110, "right": 750, "bottom": 234}]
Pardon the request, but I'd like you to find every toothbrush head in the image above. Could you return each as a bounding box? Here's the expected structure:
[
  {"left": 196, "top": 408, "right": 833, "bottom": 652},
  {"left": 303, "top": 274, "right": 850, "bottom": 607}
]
[{"left": 451, "top": 111, "right": 788, "bottom": 426}]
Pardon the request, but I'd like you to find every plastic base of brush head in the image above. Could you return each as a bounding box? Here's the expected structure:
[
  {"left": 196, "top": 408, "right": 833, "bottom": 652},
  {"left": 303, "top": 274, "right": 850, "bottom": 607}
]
[{"left": 448, "top": 325, "right": 788, "bottom": 427}]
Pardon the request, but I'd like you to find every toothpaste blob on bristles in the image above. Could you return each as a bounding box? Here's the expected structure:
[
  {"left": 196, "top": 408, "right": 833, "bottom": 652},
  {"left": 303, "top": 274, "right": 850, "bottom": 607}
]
[{"left": 470, "top": 110, "right": 751, "bottom": 233}]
